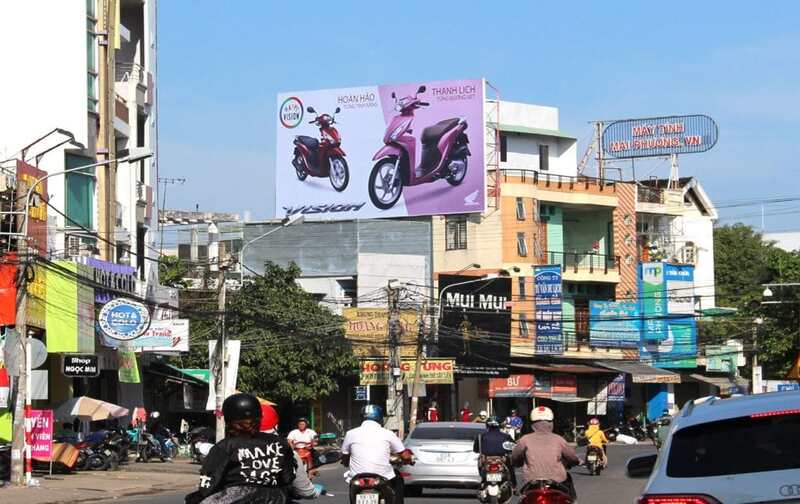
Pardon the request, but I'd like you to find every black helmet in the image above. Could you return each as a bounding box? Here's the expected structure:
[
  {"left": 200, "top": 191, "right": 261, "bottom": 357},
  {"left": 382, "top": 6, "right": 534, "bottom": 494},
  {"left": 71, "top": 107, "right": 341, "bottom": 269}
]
[{"left": 222, "top": 393, "right": 262, "bottom": 423}]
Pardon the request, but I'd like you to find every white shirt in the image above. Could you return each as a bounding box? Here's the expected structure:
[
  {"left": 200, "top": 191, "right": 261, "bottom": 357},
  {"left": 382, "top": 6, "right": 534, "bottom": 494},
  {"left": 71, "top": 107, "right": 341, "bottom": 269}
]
[
  {"left": 287, "top": 428, "right": 317, "bottom": 445},
  {"left": 341, "top": 420, "right": 405, "bottom": 479}
]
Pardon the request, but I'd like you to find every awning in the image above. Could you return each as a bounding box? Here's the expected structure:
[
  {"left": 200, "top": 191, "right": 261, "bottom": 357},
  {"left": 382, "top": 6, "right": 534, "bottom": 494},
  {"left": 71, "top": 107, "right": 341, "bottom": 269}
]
[
  {"left": 498, "top": 124, "right": 577, "bottom": 140},
  {"left": 595, "top": 360, "right": 681, "bottom": 383},
  {"left": 548, "top": 396, "right": 591, "bottom": 403},
  {"left": 689, "top": 374, "right": 749, "bottom": 394},
  {"left": 513, "top": 362, "right": 613, "bottom": 374}
]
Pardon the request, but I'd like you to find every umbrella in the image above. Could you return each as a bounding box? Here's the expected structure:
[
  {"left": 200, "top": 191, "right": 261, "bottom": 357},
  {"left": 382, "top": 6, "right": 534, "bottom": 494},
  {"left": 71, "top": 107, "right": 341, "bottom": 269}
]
[{"left": 54, "top": 396, "right": 129, "bottom": 421}]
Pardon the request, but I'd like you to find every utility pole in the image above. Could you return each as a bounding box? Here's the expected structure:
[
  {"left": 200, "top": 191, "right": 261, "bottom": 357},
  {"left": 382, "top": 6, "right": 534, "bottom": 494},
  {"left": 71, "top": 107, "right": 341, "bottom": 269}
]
[
  {"left": 214, "top": 242, "right": 228, "bottom": 441},
  {"left": 752, "top": 318, "right": 763, "bottom": 394},
  {"left": 408, "top": 301, "right": 427, "bottom": 431},
  {"left": 595, "top": 121, "right": 605, "bottom": 181},
  {"left": 387, "top": 280, "right": 404, "bottom": 437},
  {"left": 10, "top": 248, "right": 29, "bottom": 486}
]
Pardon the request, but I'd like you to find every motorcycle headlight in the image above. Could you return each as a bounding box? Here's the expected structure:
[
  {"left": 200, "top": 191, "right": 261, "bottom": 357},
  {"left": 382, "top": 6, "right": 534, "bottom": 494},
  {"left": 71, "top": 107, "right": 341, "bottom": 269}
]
[{"left": 389, "top": 123, "right": 407, "bottom": 141}]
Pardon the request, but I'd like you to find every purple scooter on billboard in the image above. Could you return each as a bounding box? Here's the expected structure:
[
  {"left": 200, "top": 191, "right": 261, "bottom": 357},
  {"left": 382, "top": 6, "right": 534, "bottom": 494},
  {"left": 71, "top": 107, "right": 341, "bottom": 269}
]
[{"left": 368, "top": 85, "right": 470, "bottom": 209}]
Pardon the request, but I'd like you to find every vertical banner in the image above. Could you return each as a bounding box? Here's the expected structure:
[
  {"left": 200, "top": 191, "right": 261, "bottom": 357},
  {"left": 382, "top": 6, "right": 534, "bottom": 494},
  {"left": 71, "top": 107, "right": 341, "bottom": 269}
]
[
  {"left": 45, "top": 261, "right": 79, "bottom": 353},
  {"left": 16, "top": 160, "right": 48, "bottom": 257},
  {"left": 118, "top": 346, "right": 141, "bottom": 383},
  {"left": 206, "top": 340, "right": 242, "bottom": 411},
  {"left": 76, "top": 263, "right": 95, "bottom": 353},
  {"left": 0, "top": 256, "right": 17, "bottom": 325},
  {"left": 30, "top": 409, "right": 54, "bottom": 460},
  {"left": 534, "top": 266, "right": 563, "bottom": 354},
  {"left": 640, "top": 263, "right": 667, "bottom": 342}
]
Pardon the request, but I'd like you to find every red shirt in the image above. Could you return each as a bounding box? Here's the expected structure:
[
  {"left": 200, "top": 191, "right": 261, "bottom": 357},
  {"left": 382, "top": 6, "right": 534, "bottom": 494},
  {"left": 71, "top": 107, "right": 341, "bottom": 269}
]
[
  {"left": 459, "top": 409, "right": 472, "bottom": 422},
  {"left": 426, "top": 407, "right": 440, "bottom": 422}
]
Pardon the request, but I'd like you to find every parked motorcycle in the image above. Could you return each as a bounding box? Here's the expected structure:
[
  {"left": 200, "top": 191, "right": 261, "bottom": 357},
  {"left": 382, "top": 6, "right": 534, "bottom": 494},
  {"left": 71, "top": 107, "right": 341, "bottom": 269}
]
[
  {"left": 519, "top": 479, "right": 574, "bottom": 504},
  {"left": 292, "top": 106, "right": 349, "bottom": 192},
  {"left": 348, "top": 452, "right": 414, "bottom": 504},
  {"left": 368, "top": 85, "right": 470, "bottom": 209},
  {"left": 128, "top": 428, "right": 168, "bottom": 463},
  {"left": 478, "top": 441, "right": 516, "bottom": 504},
  {"left": 74, "top": 440, "right": 109, "bottom": 471},
  {"left": 186, "top": 425, "right": 215, "bottom": 464},
  {"left": 585, "top": 445, "right": 605, "bottom": 476}
]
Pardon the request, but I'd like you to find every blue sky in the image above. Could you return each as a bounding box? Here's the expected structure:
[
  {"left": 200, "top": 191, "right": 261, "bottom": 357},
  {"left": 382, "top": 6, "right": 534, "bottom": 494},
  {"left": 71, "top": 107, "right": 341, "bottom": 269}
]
[{"left": 158, "top": 1, "right": 799, "bottom": 232}]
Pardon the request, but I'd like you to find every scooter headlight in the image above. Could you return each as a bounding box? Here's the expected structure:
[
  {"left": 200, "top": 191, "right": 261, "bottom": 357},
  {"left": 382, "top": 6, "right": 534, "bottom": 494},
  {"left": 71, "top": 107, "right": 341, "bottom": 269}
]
[{"left": 389, "top": 123, "right": 407, "bottom": 141}]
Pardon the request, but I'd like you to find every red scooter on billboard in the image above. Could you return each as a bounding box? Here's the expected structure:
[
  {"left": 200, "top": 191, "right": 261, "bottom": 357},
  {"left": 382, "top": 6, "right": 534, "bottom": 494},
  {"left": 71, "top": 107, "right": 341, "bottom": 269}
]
[
  {"left": 368, "top": 85, "right": 470, "bottom": 209},
  {"left": 292, "top": 106, "right": 349, "bottom": 192}
]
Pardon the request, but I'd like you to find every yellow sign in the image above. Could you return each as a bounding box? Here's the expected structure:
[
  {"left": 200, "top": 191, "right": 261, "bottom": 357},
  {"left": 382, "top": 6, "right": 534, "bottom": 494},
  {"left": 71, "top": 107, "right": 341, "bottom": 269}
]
[
  {"left": 343, "top": 308, "right": 418, "bottom": 358},
  {"left": 359, "top": 359, "right": 455, "bottom": 386}
]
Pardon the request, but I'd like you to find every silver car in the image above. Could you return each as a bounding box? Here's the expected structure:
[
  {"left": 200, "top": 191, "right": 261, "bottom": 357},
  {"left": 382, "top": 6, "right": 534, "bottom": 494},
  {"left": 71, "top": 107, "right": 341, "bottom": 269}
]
[{"left": 403, "top": 422, "right": 485, "bottom": 495}]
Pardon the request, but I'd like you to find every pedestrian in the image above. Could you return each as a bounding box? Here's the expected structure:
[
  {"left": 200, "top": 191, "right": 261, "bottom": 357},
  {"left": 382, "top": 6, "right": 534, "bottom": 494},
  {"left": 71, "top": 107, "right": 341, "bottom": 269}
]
[
  {"left": 459, "top": 401, "right": 473, "bottom": 422},
  {"left": 426, "top": 400, "right": 440, "bottom": 422}
]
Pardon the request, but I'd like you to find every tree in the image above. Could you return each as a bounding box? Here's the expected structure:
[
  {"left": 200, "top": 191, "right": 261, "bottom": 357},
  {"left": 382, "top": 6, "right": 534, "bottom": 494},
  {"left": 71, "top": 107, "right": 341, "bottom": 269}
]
[
  {"left": 712, "top": 224, "right": 800, "bottom": 378},
  {"left": 158, "top": 255, "right": 189, "bottom": 288},
  {"left": 181, "top": 261, "right": 356, "bottom": 402}
]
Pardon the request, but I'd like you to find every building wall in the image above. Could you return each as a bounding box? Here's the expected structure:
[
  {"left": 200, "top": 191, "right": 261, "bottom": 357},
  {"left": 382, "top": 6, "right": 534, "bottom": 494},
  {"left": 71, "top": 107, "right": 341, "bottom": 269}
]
[
  {"left": 682, "top": 213, "right": 716, "bottom": 309},
  {"left": 357, "top": 253, "right": 428, "bottom": 306},
  {"left": 433, "top": 211, "right": 503, "bottom": 274},
  {"left": 613, "top": 182, "right": 638, "bottom": 299}
]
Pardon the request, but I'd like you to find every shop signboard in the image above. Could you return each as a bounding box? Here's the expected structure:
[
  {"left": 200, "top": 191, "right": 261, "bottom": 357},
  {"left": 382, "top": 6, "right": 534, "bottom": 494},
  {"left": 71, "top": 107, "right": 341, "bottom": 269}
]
[
  {"left": 76, "top": 257, "right": 137, "bottom": 304},
  {"left": 602, "top": 114, "right": 718, "bottom": 159},
  {"left": 98, "top": 298, "right": 151, "bottom": 341},
  {"left": 62, "top": 354, "right": 100, "bottom": 378},
  {"left": 29, "top": 409, "right": 53, "bottom": 460},
  {"left": 640, "top": 262, "right": 667, "bottom": 342},
  {"left": 534, "top": 266, "right": 563, "bottom": 355},
  {"left": 607, "top": 374, "right": 626, "bottom": 402},
  {"left": 354, "top": 386, "right": 370, "bottom": 401},
  {"left": 359, "top": 359, "right": 454, "bottom": 386},
  {"left": 589, "top": 300, "right": 640, "bottom": 348},
  {"left": 15, "top": 160, "right": 48, "bottom": 257},
  {"left": 438, "top": 274, "right": 511, "bottom": 377},
  {"left": 343, "top": 307, "right": 418, "bottom": 358},
  {"left": 705, "top": 345, "right": 739, "bottom": 372},
  {"left": 551, "top": 374, "right": 577, "bottom": 397},
  {"left": 275, "top": 79, "right": 486, "bottom": 221},
  {"left": 665, "top": 263, "right": 694, "bottom": 315},
  {"left": 488, "top": 374, "right": 534, "bottom": 398},
  {"left": 101, "top": 319, "right": 190, "bottom": 353}
]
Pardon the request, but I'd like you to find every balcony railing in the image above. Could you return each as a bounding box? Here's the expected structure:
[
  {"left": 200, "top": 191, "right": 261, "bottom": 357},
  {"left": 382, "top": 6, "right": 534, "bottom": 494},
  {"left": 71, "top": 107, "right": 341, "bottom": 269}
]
[
  {"left": 637, "top": 184, "right": 663, "bottom": 204},
  {"left": 499, "top": 168, "right": 618, "bottom": 191},
  {"left": 115, "top": 62, "right": 145, "bottom": 85},
  {"left": 546, "top": 250, "right": 619, "bottom": 274}
]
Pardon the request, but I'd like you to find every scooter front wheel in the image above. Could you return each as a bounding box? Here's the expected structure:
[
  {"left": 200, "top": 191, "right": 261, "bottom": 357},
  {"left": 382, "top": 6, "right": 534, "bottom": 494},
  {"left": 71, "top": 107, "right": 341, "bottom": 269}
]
[
  {"left": 329, "top": 156, "right": 349, "bottom": 192},
  {"left": 446, "top": 156, "right": 468, "bottom": 186},
  {"left": 293, "top": 154, "right": 308, "bottom": 181},
  {"left": 368, "top": 158, "right": 403, "bottom": 210}
]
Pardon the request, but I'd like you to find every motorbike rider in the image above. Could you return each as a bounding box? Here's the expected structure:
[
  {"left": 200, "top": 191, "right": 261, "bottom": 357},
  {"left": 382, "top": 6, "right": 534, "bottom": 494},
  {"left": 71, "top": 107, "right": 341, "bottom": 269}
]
[
  {"left": 473, "top": 416, "right": 517, "bottom": 491},
  {"left": 511, "top": 406, "right": 580, "bottom": 500},
  {"left": 147, "top": 411, "right": 172, "bottom": 461},
  {"left": 341, "top": 405, "right": 413, "bottom": 504},
  {"left": 472, "top": 410, "right": 489, "bottom": 423},
  {"left": 504, "top": 409, "right": 523, "bottom": 438},
  {"left": 288, "top": 417, "right": 318, "bottom": 472},
  {"left": 185, "top": 393, "right": 296, "bottom": 504},
  {"left": 259, "top": 403, "right": 324, "bottom": 501},
  {"left": 584, "top": 418, "right": 609, "bottom": 467}
]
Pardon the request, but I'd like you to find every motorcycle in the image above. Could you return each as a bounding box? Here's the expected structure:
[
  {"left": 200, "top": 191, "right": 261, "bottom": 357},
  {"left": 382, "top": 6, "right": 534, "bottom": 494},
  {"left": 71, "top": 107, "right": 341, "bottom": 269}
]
[
  {"left": 519, "top": 479, "right": 574, "bottom": 504},
  {"left": 293, "top": 441, "right": 316, "bottom": 475},
  {"left": 584, "top": 445, "right": 605, "bottom": 476},
  {"left": 368, "top": 85, "right": 470, "bottom": 210},
  {"left": 348, "top": 451, "right": 414, "bottom": 504},
  {"left": 127, "top": 428, "right": 168, "bottom": 463},
  {"left": 478, "top": 441, "right": 516, "bottom": 504},
  {"left": 74, "top": 440, "right": 110, "bottom": 471},
  {"left": 292, "top": 106, "right": 349, "bottom": 192},
  {"left": 186, "top": 425, "right": 215, "bottom": 464}
]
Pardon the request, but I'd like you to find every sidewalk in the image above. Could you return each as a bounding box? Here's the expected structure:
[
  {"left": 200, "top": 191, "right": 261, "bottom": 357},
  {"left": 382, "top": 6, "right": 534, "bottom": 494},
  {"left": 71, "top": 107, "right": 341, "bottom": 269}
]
[{"left": 0, "top": 463, "right": 198, "bottom": 504}]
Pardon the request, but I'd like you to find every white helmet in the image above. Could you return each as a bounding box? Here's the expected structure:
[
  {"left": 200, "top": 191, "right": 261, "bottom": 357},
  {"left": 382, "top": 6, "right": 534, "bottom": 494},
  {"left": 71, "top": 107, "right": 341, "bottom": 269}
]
[
  {"left": 478, "top": 410, "right": 488, "bottom": 418},
  {"left": 530, "top": 406, "right": 553, "bottom": 422},
  {"left": 150, "top": 411, "right": 160, "bottom": 419}
]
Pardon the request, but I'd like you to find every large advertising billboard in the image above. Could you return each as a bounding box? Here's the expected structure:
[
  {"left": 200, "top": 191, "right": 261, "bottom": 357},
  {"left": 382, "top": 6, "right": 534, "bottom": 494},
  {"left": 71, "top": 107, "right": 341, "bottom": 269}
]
[
  {"left": 343, "top": 307, "right": 418, "bottom": 358},
  {"left": 602, "top": 115, "right": 718, "bottom": 158},
  {"left": 438, "top": 274, "right": 511, "bottom": 377},
  {"left": 276, "top": 79, "right": 485, "bottom": 220}
]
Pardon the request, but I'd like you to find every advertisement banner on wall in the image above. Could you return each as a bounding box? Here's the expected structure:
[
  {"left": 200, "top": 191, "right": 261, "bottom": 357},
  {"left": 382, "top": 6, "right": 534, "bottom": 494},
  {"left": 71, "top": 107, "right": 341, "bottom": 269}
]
[
  {"left": 101, "top": 319, "right": 190, "bottom": 353},
  {"left": 705, "top": 344, "right": 739, "bottom": 372},
  {"left": 275, "top": 79, "right": 485, "bottom": 221},
  {"left": 552, "top": 374, "right": 578, "bottom": 397},
  {"left": 16, "top": 160, "right": 48, "bottom": 257},
  {"left": 358, "top": 359, "right": 454, "bottom": 386},
  {"left": 30, "top": 409, "right": 53, "bottom": 460},
  {"left": 45, "top": 262, "right": 79, "bottom": 353},
  {"left": 589, "top": 300, "right": 640, "bottom": 348},
  {"left": 438, "top": 274, "right": 511, "bottom": 377},
  {"left": 665, "top": 263, "right": 694, "bottom": 315},
  {"left": 343, "top": 308, "right": 418, "bottom": 358},
  {"left": 534, "top": 266, "right": 563, "bottom": 355},
  {"left": 607, "top": 374, "right": 626, "bottom": 402},
  {"left": 488, "top": 374, "right": 534, "bottom": 398},
  {"left": 602, "top": 115, "right": 718, "bottom": 159},
  {"left": 640, "top": 262, "right": 668, "bottom": 342}
]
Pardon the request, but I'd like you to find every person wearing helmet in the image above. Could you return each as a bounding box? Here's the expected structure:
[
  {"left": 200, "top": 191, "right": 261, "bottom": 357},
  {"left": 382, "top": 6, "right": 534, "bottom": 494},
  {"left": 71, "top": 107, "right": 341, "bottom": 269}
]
[
  {"left": 504, "top": 409, "right": 524, "bottom": 440},
  {"left": 584, "top": 418, "right": 609, "bottom": 467},
  {"left": 147, "top": 411, "right": 171, "bottom": 461},
  {"left": 288, "top": 417, "right": 318, "bottom": 473},
  {"left": 185, "top": 394, "right": 296, "bottom": 504},
  {"left": 472, "top": 410, "right": 489, "bottom": 423},
  {"left": 511, "top": 406, "right": 580, "bottom": 500},
  {"left": 259, "top": 404, "right": 325, "bottom": 501},
  {"left": 341, "top": 405, "right": 413, "bottom": 503},
  {"left": 473, "top": 416, "right": 517, "bottom": 490}
]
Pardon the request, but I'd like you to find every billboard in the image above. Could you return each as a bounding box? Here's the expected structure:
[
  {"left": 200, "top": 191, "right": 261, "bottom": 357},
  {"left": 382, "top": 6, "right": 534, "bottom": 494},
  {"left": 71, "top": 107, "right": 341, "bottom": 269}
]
[
  {"left": 16, "top": 160, "right": 48, "bottom": 257},
  {"left": 359, "top": 359, "right": 454, "bottom": 386},
  {"left": 589, "top": 300, "right": 640, "bottom": 348},
  {"left": 275, "top": 79, "right": 485, "bottom": 220},
  {"left": 602, "top": 115, "right": 718, "bottom": 158},
  {"left": 640, "top": 262, "right": 668, "bottom": 342},
  {"left": 534, "top": 266, "right": 563, "bottom": 355},
  {"left": 101, "top": 319, "right": 190, "bottom": 353},
  {"left": 438, "top": 274, "right": 511, "bottom": 377},
  {"left": 488, "top": 374, "right": 534, "bottom": 398},
  {"left": 343, "top": 307, "right": 418, "bottom": 358}
]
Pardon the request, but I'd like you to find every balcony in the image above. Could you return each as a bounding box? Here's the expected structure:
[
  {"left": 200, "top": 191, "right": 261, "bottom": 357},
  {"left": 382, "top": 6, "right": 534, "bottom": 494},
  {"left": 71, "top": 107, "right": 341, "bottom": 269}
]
[
  {"left": 115, "top": 62, "right": 149, "bottom": 106},
  {"left": 546, "top": 250, "right": 620, "bottom": 282},
  {"left": 498, "top": 168, "right": 620, "bottom": 207},
  {"left": 114, "top": 94, "right": 130, "bottom": 138}
]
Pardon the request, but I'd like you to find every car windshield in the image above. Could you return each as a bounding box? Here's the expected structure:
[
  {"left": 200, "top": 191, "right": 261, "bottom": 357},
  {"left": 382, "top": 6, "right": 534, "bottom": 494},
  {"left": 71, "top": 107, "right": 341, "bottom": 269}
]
[
  {"left": 667, "top": 411, "right": 800, "bottom": 478},
  {"left": 409, "top": 426, "right": 482, "bottom": 441}
]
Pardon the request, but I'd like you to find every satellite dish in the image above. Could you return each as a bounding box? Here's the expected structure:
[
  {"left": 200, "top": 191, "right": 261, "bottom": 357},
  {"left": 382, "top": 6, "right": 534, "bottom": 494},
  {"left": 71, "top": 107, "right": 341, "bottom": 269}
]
[{"left": 30, "top": 339, "right": 47, "bottom": 369}]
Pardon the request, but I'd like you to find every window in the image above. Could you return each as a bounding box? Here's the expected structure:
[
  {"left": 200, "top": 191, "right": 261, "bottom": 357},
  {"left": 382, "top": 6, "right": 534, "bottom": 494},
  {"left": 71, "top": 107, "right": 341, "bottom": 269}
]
[
  {"left": 197, "top": 245, "right": 208, "bottom": 261},
  {"left": 178, "top": 244, "right": 191, "bottom": 261},
  {"left": 409, "top": 426, "right": 482, "bottom": 441},
  {"left": 539, "top": 144, "right": 549, "bottom": 171},
  {"left": 517, "top": 232, "right": 528, "bottom": 256},
  {"left": 519, "top": 313, "right": 529, "bottom": 337},
  {"left": 445, "top": 215, "right": 467, "bottom": 250},
  {"left": 65, "top": 154, "right": 95, "bottom": 229},
  {"left": 86, "top": 5, "right": 97, "bottom": 112},
  {"left": 682, "top": 242, "right": 697, "bottom": 265},
  {"left": 500, "top": 134, "right": 508, "bottom": 162},
  {"left": 666, "top": 412, "right": 800, "bottom": 478},
  {"left": 518, "top": 277, "right": 526, "bottom": 299},
  {"left": 515, "top": 197, "right": 526, "bottom": 220}
]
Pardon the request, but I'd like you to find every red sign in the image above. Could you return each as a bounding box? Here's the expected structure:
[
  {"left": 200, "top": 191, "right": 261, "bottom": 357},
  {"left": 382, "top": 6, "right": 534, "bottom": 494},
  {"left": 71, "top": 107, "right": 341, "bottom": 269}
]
[
  {"left": 489, "top": 374, "right": 534, "bottom": 398},
  {"left": 0, "top": 254, "right": 17, "bottom": 325},
  {"left": 29, "top": 409, "right": 54, "bottom": 459},
  {"left": 15, "top": 160, "right": 48, "bottom": 257},
  {"left": 552, "top": 374, "right": 577, "bottom": 397}
]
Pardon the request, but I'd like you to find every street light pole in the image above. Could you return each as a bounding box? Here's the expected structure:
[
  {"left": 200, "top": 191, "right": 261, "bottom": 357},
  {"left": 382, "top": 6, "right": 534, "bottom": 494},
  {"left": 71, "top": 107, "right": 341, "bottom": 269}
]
[{"left": 238, "top": 215, "right": 305, "bottom": 283}]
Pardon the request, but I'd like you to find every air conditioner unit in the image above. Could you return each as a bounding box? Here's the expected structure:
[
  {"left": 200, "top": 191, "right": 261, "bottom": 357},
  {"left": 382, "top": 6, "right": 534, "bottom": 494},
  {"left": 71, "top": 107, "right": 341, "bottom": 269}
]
[{"left": 66, "top": 235, "right": 81, "bottom": 257}]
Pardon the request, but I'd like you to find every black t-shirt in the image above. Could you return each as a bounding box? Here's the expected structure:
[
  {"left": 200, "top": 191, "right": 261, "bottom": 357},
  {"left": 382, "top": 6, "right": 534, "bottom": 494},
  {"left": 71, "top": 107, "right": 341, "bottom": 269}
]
[
  {"left": 473, "top": 429, "right": 514, "bottom": 456},
  {"left": 186, "top": 432, "right": 296, "bottom": 504}
]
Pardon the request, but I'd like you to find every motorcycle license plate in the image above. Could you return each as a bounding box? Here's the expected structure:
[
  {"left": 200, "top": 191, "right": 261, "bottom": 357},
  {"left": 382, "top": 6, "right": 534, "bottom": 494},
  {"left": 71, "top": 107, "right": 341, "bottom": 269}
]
[
  {"left": 356, "top": 494, "right": 380, "bottom": 504},
  {"left": 587, "top": 454, "right": 598, "bottom": 461},
  {"left": 486, "top": 473, "right": 503, "bottom": 482}
]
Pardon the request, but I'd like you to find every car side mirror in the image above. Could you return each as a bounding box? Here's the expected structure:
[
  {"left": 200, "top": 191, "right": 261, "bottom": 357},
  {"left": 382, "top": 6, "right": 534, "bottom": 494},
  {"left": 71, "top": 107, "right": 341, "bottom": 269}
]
[
  {"left": 417, "top": 85, "right": 426, "bottom": 93},
  {"left": 335, "top": 107, "right": 341, "bottom": 114},
  {"left": 306, "top": 106, "right": 316, "bottom": 113},
  {"left": 502, "top": 441, "right": 515, "bottom": 452},
  {"left": 390, "top": 92, "right": 396, "bottom": 99},
  {"left": 626, "top": 454, "right": 657, "bottom": 478}
]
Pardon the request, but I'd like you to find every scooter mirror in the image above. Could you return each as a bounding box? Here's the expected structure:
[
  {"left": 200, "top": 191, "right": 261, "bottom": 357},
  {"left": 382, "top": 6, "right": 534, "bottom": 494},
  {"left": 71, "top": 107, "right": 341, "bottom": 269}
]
[
  {"left": 390, "top": 92, "right": 396, "bottom": 99},
  {"left": 417, "top": 85, "right": 426, "bottom": 93},
  {"left": 335, "top": 107, "right": 341, "bottom": 114},
  {"left": 306, "top": 106, "right": 316, "bottom": 113},
  {"left": 502, "top": 441, "right": 516, "bottom": 452}
]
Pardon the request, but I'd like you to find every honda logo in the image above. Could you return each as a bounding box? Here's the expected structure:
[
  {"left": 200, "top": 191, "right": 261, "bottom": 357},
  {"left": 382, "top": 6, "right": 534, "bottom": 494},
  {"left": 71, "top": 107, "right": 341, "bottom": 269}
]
[{"left": 779, "top": 484, "right": 800, "bottom": 497}]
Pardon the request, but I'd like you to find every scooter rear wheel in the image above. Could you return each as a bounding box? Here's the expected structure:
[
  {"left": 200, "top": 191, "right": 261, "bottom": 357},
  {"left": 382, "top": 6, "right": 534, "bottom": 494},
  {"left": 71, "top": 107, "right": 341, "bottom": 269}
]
[
  {"left": 329, "top": 156, "right": 349, "bottom": 192},
  {"left": 294, "top": 154, "right": 308, "bottom": 181},
  {"left": 368, "top": 158, "right": 403, "bottom": 210}
]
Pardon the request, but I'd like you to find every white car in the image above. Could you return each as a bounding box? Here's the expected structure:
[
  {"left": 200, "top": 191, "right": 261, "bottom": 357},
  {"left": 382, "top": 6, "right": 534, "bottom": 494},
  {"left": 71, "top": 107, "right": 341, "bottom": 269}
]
[{"left": 628, "top": 389, "right": 800, "bottom": 504}]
